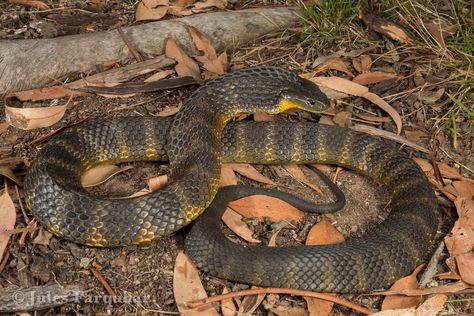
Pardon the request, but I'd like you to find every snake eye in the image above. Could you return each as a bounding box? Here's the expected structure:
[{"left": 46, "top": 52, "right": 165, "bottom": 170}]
[{"left": 309, "top": 100, "right": 316, "bottom": 106}]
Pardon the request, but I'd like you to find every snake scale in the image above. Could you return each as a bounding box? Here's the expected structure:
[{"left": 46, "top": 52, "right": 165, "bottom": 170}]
[{"left": 24, "top": 67, "right": 440, "bottom": 293}]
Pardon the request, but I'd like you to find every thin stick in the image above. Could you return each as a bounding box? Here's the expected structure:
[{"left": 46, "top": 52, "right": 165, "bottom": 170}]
[
  {"left": 90, "top": 267, "right": 117, "bottom": 299},
  {"left": 185, "top": 288, "right": 373, "bottom": 315},
  {"left": 116, "top": 26, "right": 143, "bottom": 63}
]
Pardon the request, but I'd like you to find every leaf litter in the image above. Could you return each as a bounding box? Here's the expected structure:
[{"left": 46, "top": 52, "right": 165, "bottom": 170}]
[{"left": 2, "top": 2, "right": 474, "bottom": 314}]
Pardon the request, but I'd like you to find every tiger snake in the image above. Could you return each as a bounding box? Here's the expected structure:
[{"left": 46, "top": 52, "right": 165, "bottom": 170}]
[{"left": 24, "top": 67, "right": 440, "bottom": 293}]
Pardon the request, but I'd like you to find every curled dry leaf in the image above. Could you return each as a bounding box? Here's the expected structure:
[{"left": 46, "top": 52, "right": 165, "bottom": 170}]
[
  {"left": 229, "top": 195, "right": 303, "bottom": 222},
  {"left": 314, "top": 57, "right": 354, "bottom": 77},
  {"left": 239, "top": 286, "right": 265, "bottom": 315},
  {"left": 173, "top": 251, "right": 219, "bottom": 316},
  {"left": 221, "top": 287, "right": 237, "bottom": 316},
  {"left": 352, "top": 55, "right": 372, "bottom": 73},
  {"left": 424, "top": 21, "right": 457, "bottom": 48},
  {"left": 188, "top": 25, "right": 226, "bottom": 78},
  {"left": 332, "top": 111, "right": 352, "bottom": 127},
  {"left": 222, "top": 208, "right": 260, "bottom": 243},
  {"left": 444, "top": 198, "right": 474, "bottom": 285},
  {"left": 0, "top": 184, "right": 16, "bottom": 262},
  {"left": 413, "top": 294, "right": 447, "bottom": 316},
  {"left": 305, "top": 218, "right": 345, "bottom": 246},
  {"left": 165, "top": 36, "right": 202, "bottom": 82},
  {"left": 135, "top": 0, "right": 169, "bottom": 21},
  {"left": 147, "top": 174, "right": 168, "bottom": 191},
  {"left": 283, "top": 164, "right": 322, "bottom": 194},
  {"left": 193, "top": 0, "right": 227, "bottom": 10},
  {"left": 0, "top": 166, "right": 22, "bottom": 187},
  {"left": 220, "top": 164, "right": 238, "bottom": 186},
  {"left": 32, "top": 227, "right": 52, "bottom": 245},
  {"left": 8, "top": 0, "right": 50, "bottom": 10},
  {"left": 413, "top": 158, "right": 463, "bottom": 180},
  {"left": 226, "top": 163, "right": 275, "bottom": 185},
  {"left": 360, "top": 8, "right": 415, "bottom": 45},
  {"left": 352, "top": 71, "right": 398, "bottom": 86},
  {"left": 155, "top": 106, "right": 181, "bottom": 117},
  {"left": 311, "top": 76, "right": 402, "bottom": 134},
  {"left": 305, "top": 218, "right": 345, "bottom": 316},
  {"left": 5, "top": 104, "right": 68, "bottom": 130},
  {"left": 81, "top": 163, "right": 133, "bottom": 187},
  {"left": 381, "top": 265, "right": 424, "bottom": 310},
  {"left": 144, "top": 69, "right": 175, "bottom": 82}
]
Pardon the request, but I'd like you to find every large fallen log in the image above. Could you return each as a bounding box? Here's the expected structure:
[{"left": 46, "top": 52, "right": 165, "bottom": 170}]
[{"left": 0, "top": 7, "right": 303, "bottom": 95}]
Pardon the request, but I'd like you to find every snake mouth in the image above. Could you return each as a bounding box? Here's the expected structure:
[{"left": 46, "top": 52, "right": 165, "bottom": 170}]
[{"left": 277, "top": 97, "right": 329, "bottom": 114}]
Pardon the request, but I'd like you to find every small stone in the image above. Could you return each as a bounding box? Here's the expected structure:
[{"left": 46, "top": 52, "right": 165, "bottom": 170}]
[{"left": 79, "top": 257, "right": 92, "bottom": 268}]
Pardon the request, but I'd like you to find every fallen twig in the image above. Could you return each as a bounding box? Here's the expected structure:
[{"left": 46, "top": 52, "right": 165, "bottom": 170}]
[
  {"left": 185, "top": 288, "right": 373, "bottom": 315},
  {"left": 90, "top": 266, "right": 117, "bottom": 299}
]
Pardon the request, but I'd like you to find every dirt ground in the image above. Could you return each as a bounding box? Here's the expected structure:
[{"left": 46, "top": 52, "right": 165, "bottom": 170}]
[{"left": 1, "top": 0, "right": 473, "bottom": 315}]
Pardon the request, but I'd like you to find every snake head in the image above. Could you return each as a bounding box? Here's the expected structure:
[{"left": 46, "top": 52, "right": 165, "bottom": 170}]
[{"left": 278, "top": 78, "right": 330, "bottom": 114}]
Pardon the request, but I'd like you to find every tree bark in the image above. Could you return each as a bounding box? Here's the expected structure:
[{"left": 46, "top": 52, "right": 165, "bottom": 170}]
[{"left": 0, "top": 7, "right": 303, "bottom": 95}]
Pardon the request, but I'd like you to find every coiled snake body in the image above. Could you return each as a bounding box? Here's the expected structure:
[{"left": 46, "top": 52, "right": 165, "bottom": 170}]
[{"left": 25, "top": 67, "right": 439, "bottom": 293}]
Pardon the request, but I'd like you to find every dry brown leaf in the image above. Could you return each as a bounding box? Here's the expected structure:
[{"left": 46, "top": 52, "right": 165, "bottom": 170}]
[
  {"left": 9, "top": 0, "right": 50, "bottom": 10},
  {"left": 147, "top": 175, "right": 168, "bottom": 191},
  {"left": 155, "top": 106, "right": 181, "bottom": 117},
  {"left": 0, "top": 166, "right": 22, "bottom": 186},
  {"left": 270, "top": 305, "right": 307, "bottom": 316},
  {"left": 373, "top": 280, "right": 470, "bottom": 296},
  {"left": 135, "top": 0, "right": 169, "bottom": 21},
  {"left": 314, "top": 57, "right": 353, "bottom": 77},
  {"left": 0, "top": 121, "right": 9, "bottom": 133},
  {"left": 305, "top": 218, "right": 344, "bottom": 316},
  {"left": 229, "top": 195, "right": 304, "bottom": 222},
  {"left": 332, "top": 111, "right": 352, "bottom": 127},
  {"left": 188, "top": 25, "right": 225, "bottom": 78},
  {"left": 0, "top": 184, "right": 16, "bottom": 262},
  {"left": 418, "top": 88, "right": 445, "bottom": 105},
  {"left": 371, "top": 309, "right": 415, "bottom": 316},
  {"left": 173, "top": 251, "right": 219, "bottom": 315},
  {"left": 381, "top": 24, "right": 415, "bottom": 44},
  {"left": 226, "top": 163, "right": 275, "bottom": 185},
  {"left": 220, "top": 164, "right": 238, "bottom": 186},
  {"left": 413, "top": 294, "right": 447, "bottom": 316},
  {"left": 283, "top": 164, "right": 322, "bottom": 194},
  {"left": 424, "top": 21, "right": 457, "bottom": 47},
  {"left": 381, "top": 265, "right": 424, "bottom": 310},
  {"left": 306, "top": 218, "right": 345, "bottom": 246},
  {"left": 221, "top": 286, "right": 237, "bottom": 316},
  {"left": 32, "top": 227, "right": 52, "bottom": 245},
  {"left": 444, "top": 198, "right": 474, "bottom": 285},
  {"left": 360, "top": 55, "right": 372, "bottom": 72},
  {"left": 360, "top": 9, "right": 415, "bottom": 45},
  {"left": 239, "top": 286, "right": 265, "bottom": 314},
  {"left": 144, "top": 69, "right": 175, "bottom": 82},
  {"left": 222, "top": 208, "right": 260, "bottom": 243},
  {"left": 253, "top": 112, "right": 275, "bottom": 122},
  {"left": 456, "top": 252, "right": 474, "bottom": 285},
  {"left": 452, "top": 180, "right": 474, "bottom": 199},
  {"left": 81, "top": 163, "right": 133, "bottom": 188},
  {"left": 413, "top": 158, "right": 463, "bottom": 180},
  {"left": 165, "top": 36, "right": 202, "bottom": 82},
  {"left": 6, "top": 104, "right": 68, "bottom": 130},
  {"left": 353, "top": 71, "right": 397, "bottom": 86},
  {"left": 350, "top": 125, "right": 430, "bottom": 154},
  {"left": 193, "top": 0, "right": 227, "bottom": 10},
  {"left": 311, "top": 76, "right": 402, "bottom": 134},
  {"left": 404, "top": 130, "right": 429, "bottom": 144}
]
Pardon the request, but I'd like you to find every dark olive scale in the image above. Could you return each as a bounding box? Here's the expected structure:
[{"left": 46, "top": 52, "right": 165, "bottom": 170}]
[{"left": 24, "top": 67, "right": 440, "bottom": 292}]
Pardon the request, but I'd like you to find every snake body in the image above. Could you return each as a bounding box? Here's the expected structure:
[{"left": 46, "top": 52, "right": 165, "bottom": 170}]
[{"left": 24, "top": 67, "right": 440, "bottom": 293}]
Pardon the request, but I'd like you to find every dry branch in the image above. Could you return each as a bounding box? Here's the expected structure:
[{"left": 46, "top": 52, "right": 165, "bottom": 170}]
[
  {"left": 0, "top": 7, "right": 303, "bottom": 95},
  {"left": 0, "top": 285, "right": 83, "bottom": 312}
]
